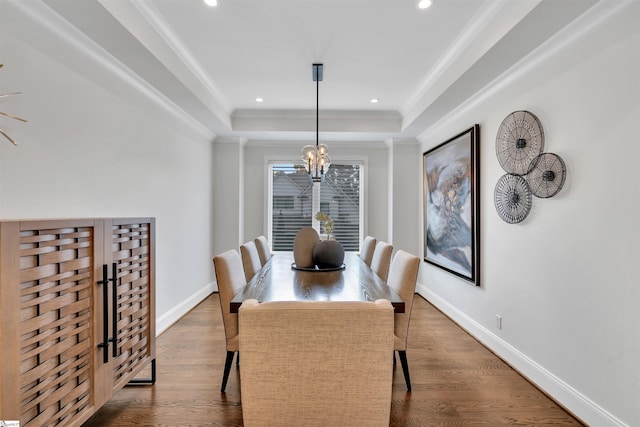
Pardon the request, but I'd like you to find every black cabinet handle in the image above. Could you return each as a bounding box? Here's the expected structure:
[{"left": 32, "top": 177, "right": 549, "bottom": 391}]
[
  {"left": 97, "top": 264, "right": 110, "bottom": 363},
  {"left": 109, "top": 262, "right": 118, "bottom": 358}
]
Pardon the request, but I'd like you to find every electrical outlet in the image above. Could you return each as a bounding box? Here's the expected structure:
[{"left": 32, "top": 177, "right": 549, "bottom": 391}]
[{"left": 496, "top": 315, "right": 502, "bottom": 330}]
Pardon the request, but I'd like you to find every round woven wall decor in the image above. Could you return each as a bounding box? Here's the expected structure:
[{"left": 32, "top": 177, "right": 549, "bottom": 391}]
[
  {"left": 494, "top": 174, "right": 532, "bottom": 224},
  {"left": 496, "top": 110, "right": 544, "bottom": 175},
  {"left": 526, "top": 152, "right": 566, "bottom": 198}
]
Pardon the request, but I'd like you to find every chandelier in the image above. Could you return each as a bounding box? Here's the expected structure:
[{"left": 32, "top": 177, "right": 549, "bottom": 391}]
[
  {"left": 301, "top": 63, "right": 330, "bottom": 182},
  {"left": 0, "top": 64, "right": 27, "bottom": 146}
]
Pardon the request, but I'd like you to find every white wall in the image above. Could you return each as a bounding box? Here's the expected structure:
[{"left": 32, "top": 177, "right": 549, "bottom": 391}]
[
  {"left": 0, "top": 2, "right": 216, "bottom": 330},
  {"left": 417, "top": 3, "right": 639, "bottom": 426}
]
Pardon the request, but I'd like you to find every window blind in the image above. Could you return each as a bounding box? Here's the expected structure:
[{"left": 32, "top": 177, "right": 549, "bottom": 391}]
[
  {"left": 271, "top": 164, "right": 313, "bottom": 251},
  {"left": 269, "top": 162, "right": 362, "bottom": 252}
]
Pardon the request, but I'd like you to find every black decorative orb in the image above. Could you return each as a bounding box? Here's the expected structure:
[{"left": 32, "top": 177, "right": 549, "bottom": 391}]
[
  {"left": 542, "top": 170, "right": 556, "bottom": 182},
  {"left": 313, "top": 240, "right": 345, "bottom": 269},
  {"left": 510, "top": 192, "right": 521, "bottom": 205}
]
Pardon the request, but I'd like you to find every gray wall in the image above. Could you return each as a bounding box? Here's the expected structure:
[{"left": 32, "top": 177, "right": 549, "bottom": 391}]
[
  {"left": 1, "top": 1, "right": 216, "bottom": 328},
  {"left": 416, "top": 3, "right": 639, "bottom": 426}
]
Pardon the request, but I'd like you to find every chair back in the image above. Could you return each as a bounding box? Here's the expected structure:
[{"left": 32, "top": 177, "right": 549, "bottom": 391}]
[
  {"left": 213, "top": 249, "right": 246, "bottom": 350},
  {"left": 254, "top": 235, "right": 271, "bottom": 266},
  {"left": 386, "top": 250, "right": 420, "bottom": 349},
  {"left": 239, "top": 299, "right": 394, "bottom": 427},
  {"left": 359, "top": 235, "right": 377, "bottom": 266},
  {"left": 370, "top": 241, "right": 393, "bottom": 282},
  {"left": 240, "top": 241, "right": 262, "bottom": 281}
]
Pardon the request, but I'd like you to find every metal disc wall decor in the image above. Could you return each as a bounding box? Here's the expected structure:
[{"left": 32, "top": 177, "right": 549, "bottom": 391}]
[
  {"left": 496, "top": 110, "right": 544, "bottom": 175},
  {"left": 526, "top": 152, "right": 566, "bottom": 198},
  {"left": 494, "top": 174, "right": 532, "bottom": 224}
]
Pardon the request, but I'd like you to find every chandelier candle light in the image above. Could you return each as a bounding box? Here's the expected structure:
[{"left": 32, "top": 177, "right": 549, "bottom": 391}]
[{"left": 301, "top": 63, "right": 331, "bottom": 182}]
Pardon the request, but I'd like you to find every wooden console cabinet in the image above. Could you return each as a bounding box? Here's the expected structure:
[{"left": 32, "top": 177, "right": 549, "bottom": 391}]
[{"left": 0, "top": 218, "right": 156, "bottom": 426}]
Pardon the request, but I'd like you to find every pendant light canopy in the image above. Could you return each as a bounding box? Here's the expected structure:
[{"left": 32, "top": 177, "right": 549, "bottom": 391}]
[{"left": 301, "top": 63, "right": 330, "bottom": 182}]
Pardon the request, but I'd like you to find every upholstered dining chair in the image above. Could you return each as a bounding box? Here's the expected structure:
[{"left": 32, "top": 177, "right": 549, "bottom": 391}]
[
  {"left": 254, "top": 235, "right": 271, "bottom": 266},
  {"left": 370, "top": 240, "right": 393, "bottom": 282},
  {"left": 359, "top": 235, "right": 377, "bottom": 267},
  {"left": 238, "top": 299, "right": 394, "bottom": 427},
  {"left": 213, "top": 249, "right": 246, "bottom": 393},
  {"left": 240, "top": 240, "right": 262, "bottom": 282},
  {"left": 387, "top": 250, "right": 420, "bottom": 391}
]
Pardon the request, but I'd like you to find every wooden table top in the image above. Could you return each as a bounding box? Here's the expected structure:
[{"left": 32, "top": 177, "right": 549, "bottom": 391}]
[{"left": 230, "top": 251, "right": 405, "bottom": 313}]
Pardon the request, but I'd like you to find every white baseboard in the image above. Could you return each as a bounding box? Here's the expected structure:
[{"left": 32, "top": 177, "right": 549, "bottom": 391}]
[
  {"left": 156, "top": 282, "right": 216, "bottom": 336},
  {"left": 416, "top": 282, "right": 627, "bottom": 427}
]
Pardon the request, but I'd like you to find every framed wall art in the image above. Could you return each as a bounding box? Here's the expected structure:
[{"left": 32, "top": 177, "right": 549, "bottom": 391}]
[{"left": 423, "top": 125, "right": 480, "bottom": 286}]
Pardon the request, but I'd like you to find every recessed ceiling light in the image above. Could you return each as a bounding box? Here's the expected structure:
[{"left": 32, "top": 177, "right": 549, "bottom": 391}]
[
  {"left": 204, "top": 0, "right": 218, "bottom": 7},
  {"left": 417, "top": 0, "right": 432, "bottom": 9},
  {"left": 255, "top": 97, "right": 264, "bottom": 103},
  {"left": 370, "top": 98, "right": 379, "bottom": 104}
]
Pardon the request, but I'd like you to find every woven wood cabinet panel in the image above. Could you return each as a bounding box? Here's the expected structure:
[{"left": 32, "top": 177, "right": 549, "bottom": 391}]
[
  {"left": 109, "top": 219, "right": 156, "bottom": 392},
  {"left": 0, "top": 218, "right": 155, "bottom": 427}
]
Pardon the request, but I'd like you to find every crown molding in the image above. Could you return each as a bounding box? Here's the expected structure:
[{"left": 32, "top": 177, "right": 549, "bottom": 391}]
[
  {"left": 231, "top": 109, "right": 402, "bottom": 134},
  {"left": 235, "top": 139, "right": 390, "bottom": 150},
  {"left": 417, "top": 0, "right": 632, "bottom": 144},
  {"left": 10, "top": 0, "right": 215, "bottom": 141},
  {"left": 402, "top": 0, "right": 540, "bottom": 125},
  {"left": 109, "top": 0, "right": 232, "bottom": 126}
]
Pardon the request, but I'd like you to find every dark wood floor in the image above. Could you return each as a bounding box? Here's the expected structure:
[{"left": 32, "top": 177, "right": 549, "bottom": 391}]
[{"left": 84, "top": 294, "right": 583, "bottom": 426}]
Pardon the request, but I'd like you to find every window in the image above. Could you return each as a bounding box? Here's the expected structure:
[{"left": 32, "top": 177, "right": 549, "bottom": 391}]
[{"left": 268, "top": 162, "right": 363, "bottom": 252}]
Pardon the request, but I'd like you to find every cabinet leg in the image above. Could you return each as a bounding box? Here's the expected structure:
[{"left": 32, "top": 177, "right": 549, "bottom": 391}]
[{"left": 127, "top": 359, "right": 156, "bottom": 385}]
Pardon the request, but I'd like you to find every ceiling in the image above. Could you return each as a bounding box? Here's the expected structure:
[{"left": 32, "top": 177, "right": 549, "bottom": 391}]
[{"left": 41, "top": 0, "right": 598, "bottom": 143}]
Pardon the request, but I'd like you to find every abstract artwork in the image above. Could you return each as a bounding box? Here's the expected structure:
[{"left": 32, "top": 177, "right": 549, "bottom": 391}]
[{"left": 423, "top": 125, "right": 480, "bottom": 286}]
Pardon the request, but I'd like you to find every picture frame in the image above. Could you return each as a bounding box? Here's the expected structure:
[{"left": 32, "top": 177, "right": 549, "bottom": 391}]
[{"left": 423, "top": 125, "right": 480, "bottom": 286}]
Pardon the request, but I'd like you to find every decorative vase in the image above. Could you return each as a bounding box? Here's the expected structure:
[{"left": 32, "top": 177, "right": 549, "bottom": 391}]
[
  {"left": 313, "top": 239, "right": 345, "bottom": 269},
  {"left": 293, "top": 227, "right": 320, "bottom": 268}
]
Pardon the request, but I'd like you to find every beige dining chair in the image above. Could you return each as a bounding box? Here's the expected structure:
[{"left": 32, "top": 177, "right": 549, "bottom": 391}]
[
  {"left": 240, "top": 240, "right": 262, "bottom": 282},
  {"left": 238, "top": 299, "right": 394, "bottom": 427},
  {"left": 359, "top": 235, "right": 377, "bottom": 267},
  {"left": 387, "top": 250, "right": 420, "bottom": 391},
  {"left": 213, "top": 249, "right": 247, "bottom": 393},
  {"left": 254, "top": 235, "right": 271, "bottom": 266},
  {"left": 370, "top": 240, "right": 393, "bottom": 282}
]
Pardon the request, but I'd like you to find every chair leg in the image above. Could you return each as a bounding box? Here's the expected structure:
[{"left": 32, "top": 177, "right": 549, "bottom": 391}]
[
  {"left": 236, "top": 352, "right": 240, "bottom": 367},
  {"left": 221, "top": 351, "right": 235, "bottom": 393},
  {"left": 398, "top": 351, "right": 412, "bottom": 392}
]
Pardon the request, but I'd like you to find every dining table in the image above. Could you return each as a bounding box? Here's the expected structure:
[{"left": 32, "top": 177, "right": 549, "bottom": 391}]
[{"left": 230, "top": 251, "right": 404, "bottom": 313}]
